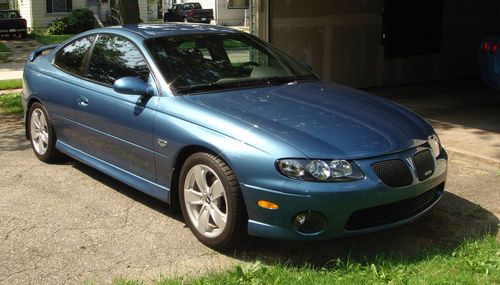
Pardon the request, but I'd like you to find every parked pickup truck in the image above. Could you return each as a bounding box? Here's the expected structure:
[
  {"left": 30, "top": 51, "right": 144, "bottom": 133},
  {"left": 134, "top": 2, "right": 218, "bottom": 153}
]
[
  {"left": 0, "top": 10, "right": 27, "bottom": 38},
  {"left": 164, "top": 2, "right": 214, "bottom": 24}
]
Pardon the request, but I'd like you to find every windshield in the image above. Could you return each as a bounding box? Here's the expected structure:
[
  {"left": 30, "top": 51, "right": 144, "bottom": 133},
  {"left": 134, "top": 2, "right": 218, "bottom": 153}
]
[{"left": 144, "top": 33, "right": 317, "bottom": 95}]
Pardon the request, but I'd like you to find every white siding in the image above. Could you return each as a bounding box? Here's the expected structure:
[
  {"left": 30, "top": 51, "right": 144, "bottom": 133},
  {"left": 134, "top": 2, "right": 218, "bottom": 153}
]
[
  {"left": 139, "top": 0, "right": 147, "bottom": 22},
  {"left": 18, "top": 0, "right": 33, "bottom": 30},
  {"left": 216, "top": 1, "right": 244, "bottom": 26},
  {"left": 28, "top": 0, "right": 85, "bottom": 30}
]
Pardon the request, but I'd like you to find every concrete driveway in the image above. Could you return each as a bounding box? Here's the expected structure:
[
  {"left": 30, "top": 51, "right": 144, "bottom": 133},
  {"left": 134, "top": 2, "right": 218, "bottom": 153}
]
[{"left": 0, "top": 80, "right": 499, "bottom": 284}]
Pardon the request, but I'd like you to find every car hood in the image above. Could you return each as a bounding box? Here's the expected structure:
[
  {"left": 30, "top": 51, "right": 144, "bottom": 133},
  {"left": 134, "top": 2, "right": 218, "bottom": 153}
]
[{"left": 183, "top": 81, "right": 433, "bottom": 159}]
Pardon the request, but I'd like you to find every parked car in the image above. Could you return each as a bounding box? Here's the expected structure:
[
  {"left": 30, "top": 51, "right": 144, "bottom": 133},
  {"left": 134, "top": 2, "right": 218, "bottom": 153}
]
[
  {"left": 163, "top": 2, "right": 213, "bottom": 24},
  {"left": 0, "top": 10, "right": 27, "bottom": 38},
  {"left": 22, "top": 24, "right": 447, "bottom": 249},
  {"left": 479, "top": 37, "right": 500, "bottom": 90}
]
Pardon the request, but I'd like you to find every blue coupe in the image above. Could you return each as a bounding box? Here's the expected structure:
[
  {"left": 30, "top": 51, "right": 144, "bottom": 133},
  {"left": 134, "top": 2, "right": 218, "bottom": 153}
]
[{"left": 22, "top": 24, "right": 447, "bottom": 249}]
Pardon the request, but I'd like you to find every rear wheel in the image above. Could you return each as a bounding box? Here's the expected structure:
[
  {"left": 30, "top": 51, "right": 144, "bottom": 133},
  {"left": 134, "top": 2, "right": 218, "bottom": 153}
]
[
  {"left": 28, "top": 102, "right": 61, "bottom": 163},
  {"left": 179, "top": 152, "right": 247, "bottom": 249}
]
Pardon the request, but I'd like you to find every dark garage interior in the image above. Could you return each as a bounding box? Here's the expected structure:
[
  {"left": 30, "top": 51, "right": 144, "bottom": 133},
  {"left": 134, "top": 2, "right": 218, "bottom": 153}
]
[{"left": 251, "top": 0, "right": 500, "bottom": 88}]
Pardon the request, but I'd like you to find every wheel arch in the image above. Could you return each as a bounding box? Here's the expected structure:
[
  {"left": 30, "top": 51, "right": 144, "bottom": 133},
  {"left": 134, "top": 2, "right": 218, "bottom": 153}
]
[{"left": 25, "top": 97, "right": 42, "bottom": 139}]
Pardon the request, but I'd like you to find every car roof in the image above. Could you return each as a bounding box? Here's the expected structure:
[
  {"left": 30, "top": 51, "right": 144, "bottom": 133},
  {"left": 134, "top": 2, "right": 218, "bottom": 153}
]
[{"left": 108, "top": 23, "right": 242, "bottom": 39}]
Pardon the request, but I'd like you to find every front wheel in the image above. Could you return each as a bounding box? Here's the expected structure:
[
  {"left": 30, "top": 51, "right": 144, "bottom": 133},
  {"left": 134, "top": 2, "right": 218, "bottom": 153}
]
[
  {"left": 179, "top": 152, "right": 247, "bottom": 249},
  {"left": 28, "top": 102, "right": 61, "bottom": 162}
]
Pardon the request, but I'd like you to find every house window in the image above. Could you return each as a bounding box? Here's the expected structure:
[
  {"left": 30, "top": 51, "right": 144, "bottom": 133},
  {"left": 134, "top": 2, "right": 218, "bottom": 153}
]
[
  {"left": 227, "top": 0, "right": 249, "bottom": 9},
  {"left": 46, "top": 0, "right": 72, "bottom": 13}
]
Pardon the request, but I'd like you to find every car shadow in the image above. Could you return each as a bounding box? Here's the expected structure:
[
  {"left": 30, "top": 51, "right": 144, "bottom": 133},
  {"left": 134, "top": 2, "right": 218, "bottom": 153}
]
[
  {"left": 70, "top": 160, "right": 185, "bottom": 223},
  {"left": 67, "top": 158, "right": 498, "bottom": 269}
]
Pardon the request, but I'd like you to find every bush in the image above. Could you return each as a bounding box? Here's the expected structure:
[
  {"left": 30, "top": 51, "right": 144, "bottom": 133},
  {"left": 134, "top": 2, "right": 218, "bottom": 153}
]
[
  {"left": 47, "top": 9, "right": 96, "bottom": 35},
  {"left": 47, "top": 19, "right": 68, "bottom": 35}
]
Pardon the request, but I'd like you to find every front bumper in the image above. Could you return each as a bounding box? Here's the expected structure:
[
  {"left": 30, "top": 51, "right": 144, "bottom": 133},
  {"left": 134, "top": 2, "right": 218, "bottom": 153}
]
[{"left": 241, "top": 147, "right": 448, "bottom": 240}]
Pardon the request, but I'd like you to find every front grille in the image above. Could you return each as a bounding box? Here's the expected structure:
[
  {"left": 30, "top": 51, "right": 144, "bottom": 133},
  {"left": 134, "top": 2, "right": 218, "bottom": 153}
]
[
  {"left": 345, "top": 184, "right": 443, "bottom": 231},
  {"left": 372, "top": 160, "right": 413, "bottom": 187},
  {"left": 413, "top": 150, "right": 435, "bottom": 181}
]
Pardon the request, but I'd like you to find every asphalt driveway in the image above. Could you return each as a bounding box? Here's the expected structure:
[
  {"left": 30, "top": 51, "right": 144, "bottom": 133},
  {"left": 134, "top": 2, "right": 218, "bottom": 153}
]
[{"left": 0, "top": 80, "right": 499, "bottom": 284}]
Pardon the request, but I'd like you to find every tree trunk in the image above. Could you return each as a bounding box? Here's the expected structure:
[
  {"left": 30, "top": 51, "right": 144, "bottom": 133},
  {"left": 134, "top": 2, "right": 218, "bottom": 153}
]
[{"left": 119, "top": 0, "right": 141, "bottom": 24}]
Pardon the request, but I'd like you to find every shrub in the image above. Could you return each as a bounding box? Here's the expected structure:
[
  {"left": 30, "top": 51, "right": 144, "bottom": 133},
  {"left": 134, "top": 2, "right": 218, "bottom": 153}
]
[
  {"left": 65, "top": 9, "right": 96, "bottom": 33},
  {"left": 47, "top": 9, "right": 96, "bottom": 35},
  {"left": 47, "top": 19, "right": 68, "bottom": 35}
]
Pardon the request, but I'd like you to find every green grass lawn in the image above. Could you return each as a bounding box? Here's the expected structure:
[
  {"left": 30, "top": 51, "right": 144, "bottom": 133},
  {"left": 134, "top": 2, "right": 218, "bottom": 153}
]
[
  {"left": 0, "top": 92, "right": 22, "bottom": 113},
  {"left": 0, "top": 79, "right": 23, "bottom": 90},
  {"left": 113, "top": 236, "right": 500, "bottom": 285},
  {"left": 0, "top": 42, "right": 10, "bottom": 53},
  {"left": 30, "top": 33, "right": 75, "bottom": 45}
]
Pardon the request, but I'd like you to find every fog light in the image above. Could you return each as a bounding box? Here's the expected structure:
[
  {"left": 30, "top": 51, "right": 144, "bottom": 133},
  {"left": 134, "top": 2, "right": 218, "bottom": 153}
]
[
  {"left": 292, "top": 211, "right": 327, "bottom": 234},
  {"left": 258, "top": 200, "right": 279, "bottom": 210}
]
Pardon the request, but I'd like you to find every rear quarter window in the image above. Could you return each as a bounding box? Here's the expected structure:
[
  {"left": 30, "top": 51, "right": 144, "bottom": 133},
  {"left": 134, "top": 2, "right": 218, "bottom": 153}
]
[{"left": 54, "top": 36, "right": 95, "bottom": 76}]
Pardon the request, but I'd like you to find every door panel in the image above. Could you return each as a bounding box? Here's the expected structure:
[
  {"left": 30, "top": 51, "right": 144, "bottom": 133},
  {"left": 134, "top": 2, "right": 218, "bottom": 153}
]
[
  {"left": 43, "top": 35, "right": 96, "bottom": 146},
  {"left": 73, "top": 84, "right": 157, "bottom": 182},
  {"left": 74, "top": 34, "right": 157, "bottom": 182}
]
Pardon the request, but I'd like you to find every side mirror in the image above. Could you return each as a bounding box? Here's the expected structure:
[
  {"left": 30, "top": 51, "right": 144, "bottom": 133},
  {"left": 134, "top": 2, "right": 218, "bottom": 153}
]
[
  {"left": 167, "top": 8, "right": 173, "bottom": 13},
  {"left": 113, "top": 77, "right": 152, "bottom": 96}
]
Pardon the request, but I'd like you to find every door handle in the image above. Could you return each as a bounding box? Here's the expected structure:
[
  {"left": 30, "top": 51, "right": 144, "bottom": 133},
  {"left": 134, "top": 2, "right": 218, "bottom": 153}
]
[{"left": 77, "top": 96, "right": 88, "bottom": 107}]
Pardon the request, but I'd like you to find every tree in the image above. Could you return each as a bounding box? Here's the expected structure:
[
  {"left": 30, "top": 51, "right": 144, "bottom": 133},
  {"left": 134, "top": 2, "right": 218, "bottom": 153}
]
[{"left": 118, "top": 0, "right": 141, "bottom": 24}]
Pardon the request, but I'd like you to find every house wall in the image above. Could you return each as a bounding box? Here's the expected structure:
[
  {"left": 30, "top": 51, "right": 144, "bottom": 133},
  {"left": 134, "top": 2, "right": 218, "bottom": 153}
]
[
  {"left": 19, "top": 0, "right": 87, "bottom": 30},
  {"left": 17, "top": 0, "right": 34, "bottom": 30},
  {"left": 253, "top": 0, "right": 500, "bottom": 88},
  {"left": 216, "top": 0, "right": 244, "bottom": 26},
  {"left": 138, "top": 0, "right": 147, "bottom": 22}
]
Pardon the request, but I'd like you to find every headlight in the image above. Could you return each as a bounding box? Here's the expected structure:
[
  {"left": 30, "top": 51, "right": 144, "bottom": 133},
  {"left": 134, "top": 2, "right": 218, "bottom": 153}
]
[
  {"left": 276, "top": 159, "right": 364, "bottom": 182},
  {"left": 429, "top": 133, "right": 441, "bottom": 157}
]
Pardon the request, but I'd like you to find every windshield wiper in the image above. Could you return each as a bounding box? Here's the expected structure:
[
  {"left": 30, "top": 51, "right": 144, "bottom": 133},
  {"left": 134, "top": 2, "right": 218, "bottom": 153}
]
[{"left": 176, "top": 76, "right": 317, "bottom": 95}]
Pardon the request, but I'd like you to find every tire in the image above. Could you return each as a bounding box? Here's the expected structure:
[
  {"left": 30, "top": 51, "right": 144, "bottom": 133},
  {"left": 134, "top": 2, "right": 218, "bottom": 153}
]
[
  {"left": 179, "top": 152, "right": 247, "bottom": 249},
  {"left": 28, "top": 102, "right": 62, "bottom": 163}
]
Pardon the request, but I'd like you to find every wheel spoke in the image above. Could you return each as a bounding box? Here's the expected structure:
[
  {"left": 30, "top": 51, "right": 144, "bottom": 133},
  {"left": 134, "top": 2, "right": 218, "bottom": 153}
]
[
  {"left": 41, "top": 133, "right": 48, "bottom": 144},
  {"left": 32, "top": 132, "right": 41, "bottom": 142},
  {"left": 185, "top": 188, "right": 203, "bottom": 205},
  {"left": 194, "top": 166, "right": 209, "bottom": 192},
  {"left": 210, "top": 179, "right": 224, "bottom": 199},
  {"left": 33, "top": 119, "right": 41, "bottom": 130},
  {"left": 39, "top": 113, "right": 47, "bottom": 128},
  {"left": 197, "top": 205, "right": 210, "bottom": 233},
  {"left": 37, "top": 136, "right": 45, "bottom": 151},
  {"left": 210, "top": 205, "right": 226, "bottom": 229}
]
